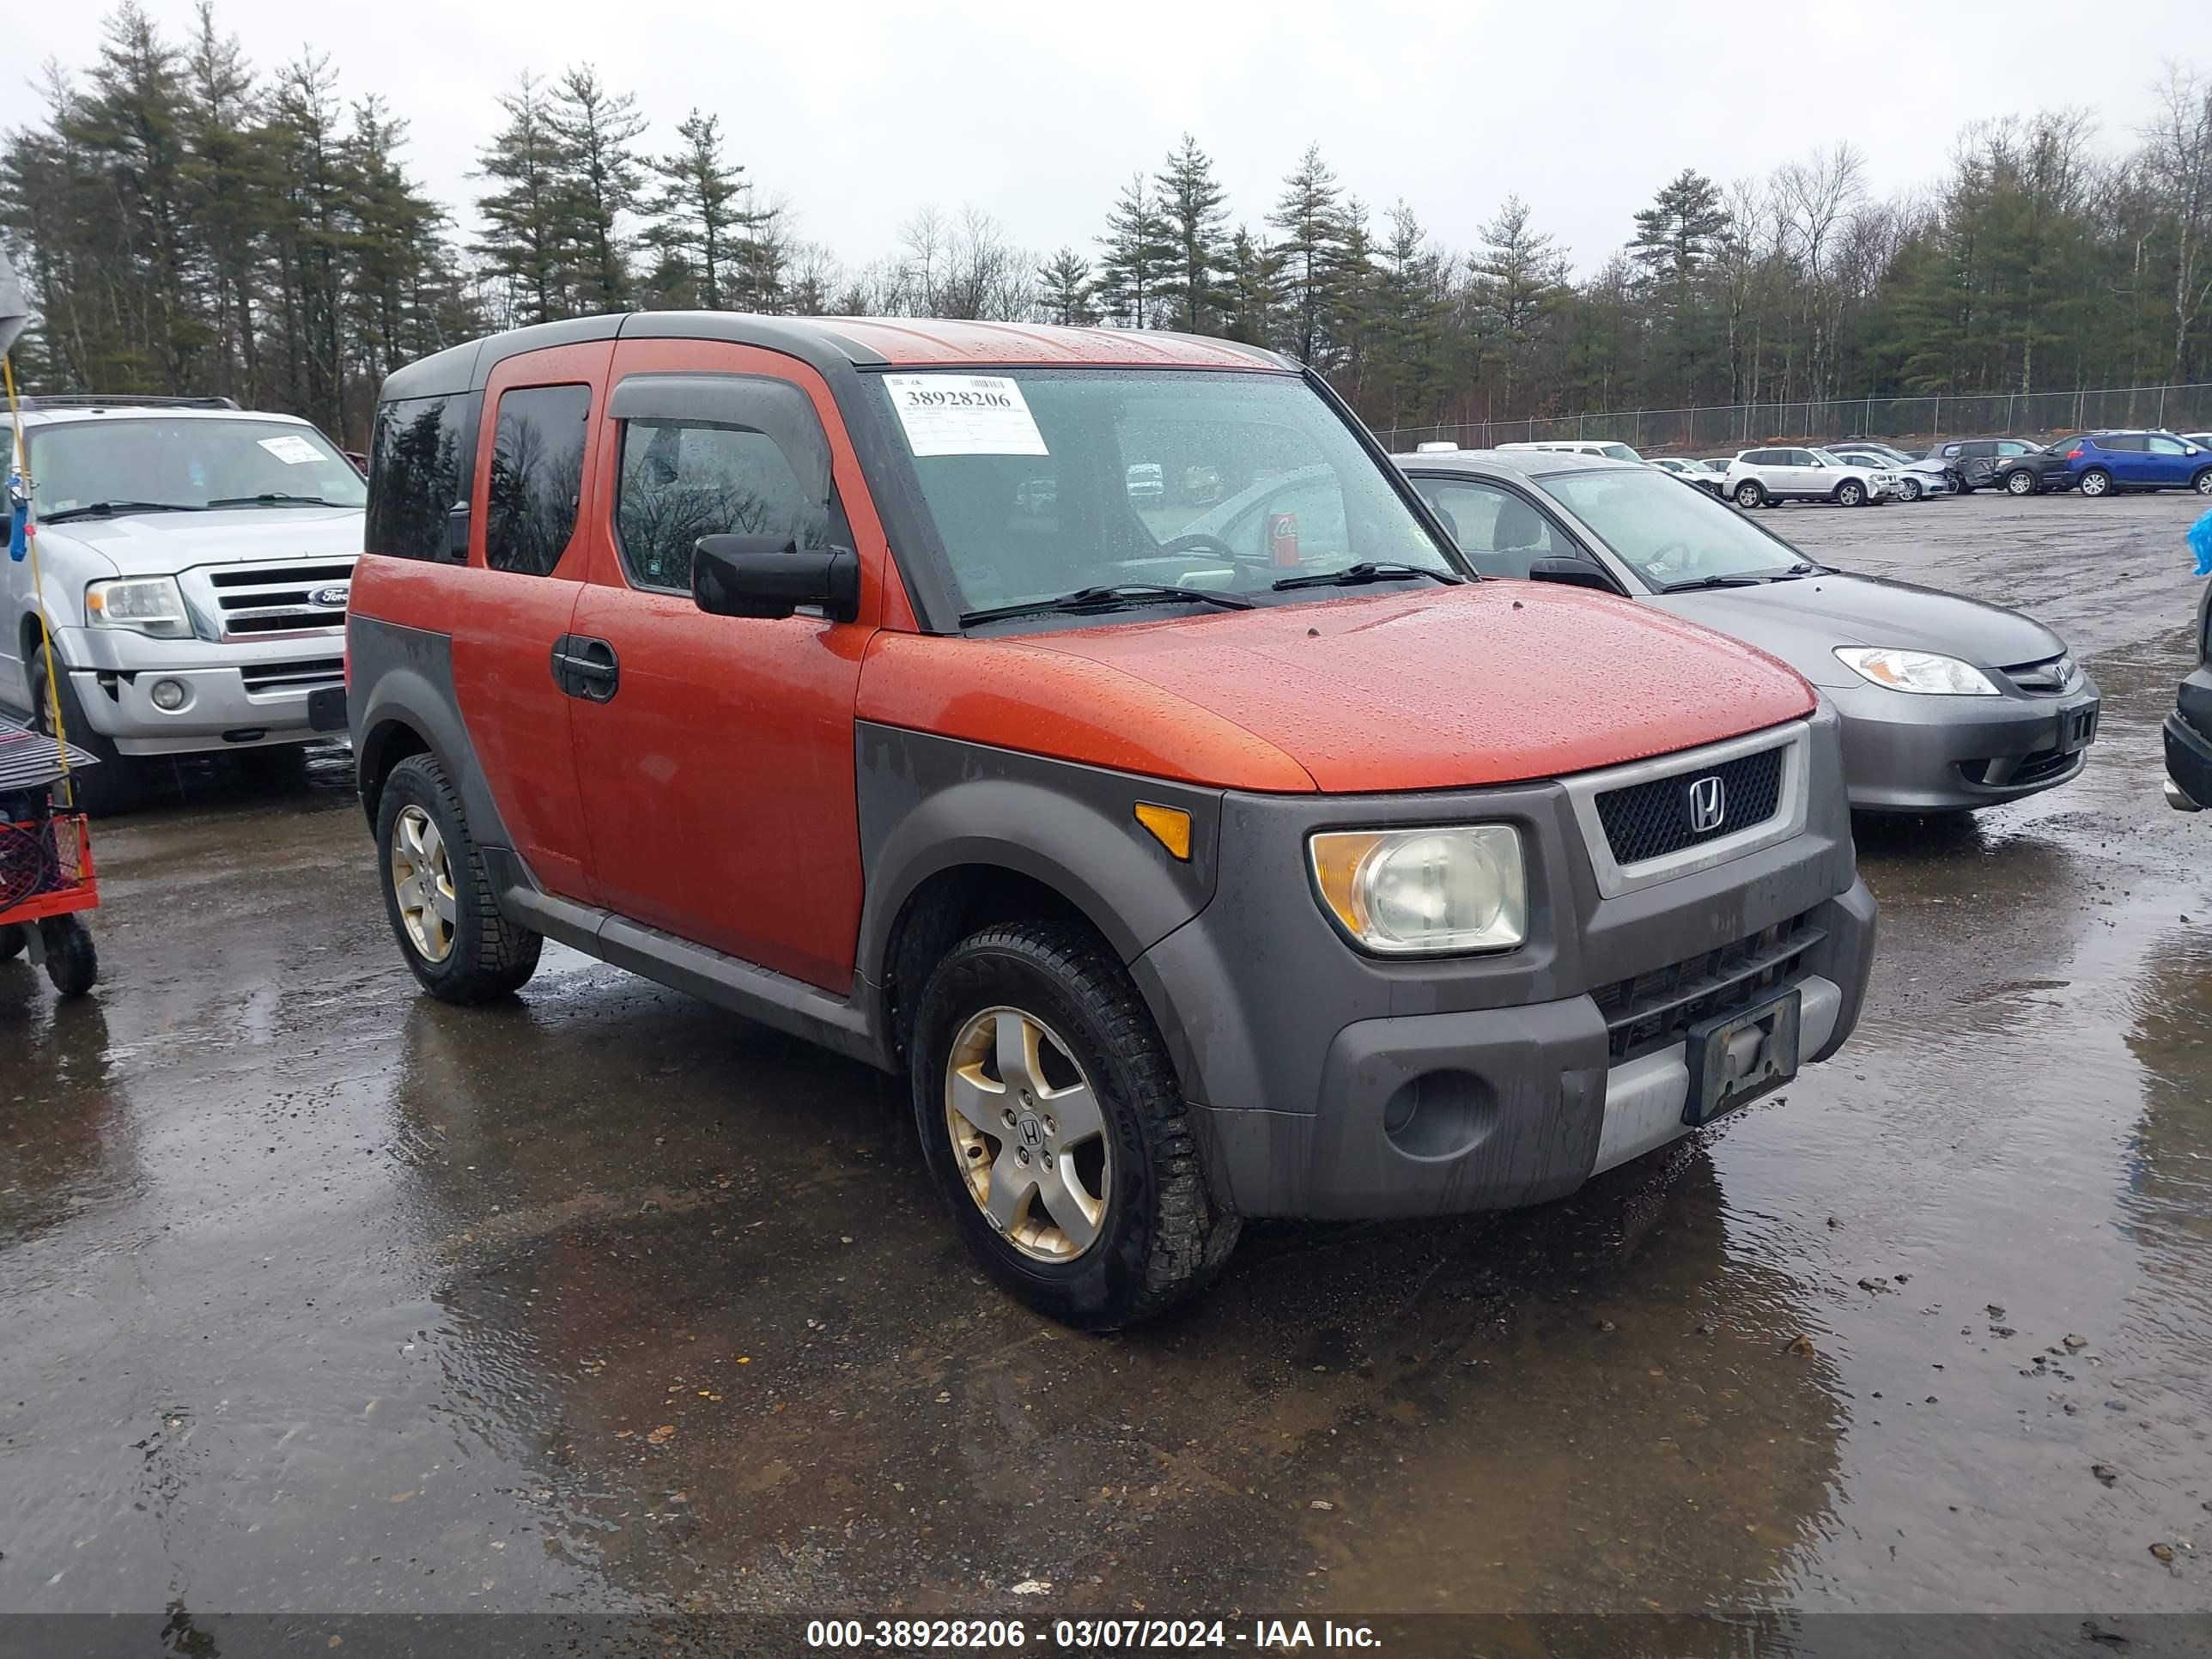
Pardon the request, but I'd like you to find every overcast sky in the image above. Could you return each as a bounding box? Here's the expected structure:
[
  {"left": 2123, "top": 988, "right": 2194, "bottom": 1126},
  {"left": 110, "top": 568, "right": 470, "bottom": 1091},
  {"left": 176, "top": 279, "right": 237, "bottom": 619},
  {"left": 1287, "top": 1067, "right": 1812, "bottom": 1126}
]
[{"left": 3, "top": 0, "right": 2199, "bottom": 278}]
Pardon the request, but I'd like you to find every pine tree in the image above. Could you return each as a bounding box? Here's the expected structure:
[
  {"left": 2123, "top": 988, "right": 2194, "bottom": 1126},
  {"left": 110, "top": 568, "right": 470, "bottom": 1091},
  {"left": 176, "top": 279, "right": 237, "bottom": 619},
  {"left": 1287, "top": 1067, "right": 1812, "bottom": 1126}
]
[
  {"left": 1629, "top": 169, "right": 1731, "bottom": 400},
  {"left": 265, "top": 55, "right": 353, "bottom": 435},
  {"left": 545, "top": 65, "right": 645, "bottom": 314},
  {"left": 1267, "top": 144, "right": 1357, "bottom": 367},
  {"left": 179, "top": 0, "right": 270, "bottom": 403},
  {"left": 1154, "top": 133, "right": 1230, "bottom": 334},
  {"left": 644, "top": 108, "right": 750, "bottom": 310},
  {"left": 1094, "top": 174, "right": 1170, "bottom": 328},
  {"left": 1220, "top": 228, "right": 1284, "bottom": 348},
  {"left": 1468, "top": 195, "right": 1568, "bottom": 411},
  {"left": 1367, "top": 202, "right": 1453, "bottom": 424},
  {"left": 474, "top": 72, "right": 574, "bottom": 326},
  {"left": 1036, "top": 246, "right": 1097, "bottom": 325}
]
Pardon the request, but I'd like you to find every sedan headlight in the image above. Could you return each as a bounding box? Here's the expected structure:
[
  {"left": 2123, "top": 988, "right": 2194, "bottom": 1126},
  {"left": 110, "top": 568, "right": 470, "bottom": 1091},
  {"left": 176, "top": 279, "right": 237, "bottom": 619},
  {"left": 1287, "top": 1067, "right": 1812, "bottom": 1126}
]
[
  {"left": 1310, "top": 825, "right": 1527, "bottom": 955},
  {"left": 1833, "top": 647, "right": 1999, "bottom": 696},
  {"left": 86, "top": 576, "right": 191, "bottom": 639}
]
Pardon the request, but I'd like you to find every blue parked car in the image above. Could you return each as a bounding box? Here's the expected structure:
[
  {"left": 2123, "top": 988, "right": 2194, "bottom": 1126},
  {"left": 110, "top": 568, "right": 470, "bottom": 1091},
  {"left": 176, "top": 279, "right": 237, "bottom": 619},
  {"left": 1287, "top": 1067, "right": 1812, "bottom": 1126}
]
[{"left": 2061, "top": 429, "right": 2212, "bottom": 498}]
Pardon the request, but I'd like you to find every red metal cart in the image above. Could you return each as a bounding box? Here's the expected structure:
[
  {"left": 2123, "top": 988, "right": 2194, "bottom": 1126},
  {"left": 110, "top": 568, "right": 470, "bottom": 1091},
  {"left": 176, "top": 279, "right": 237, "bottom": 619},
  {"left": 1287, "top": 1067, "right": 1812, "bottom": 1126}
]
[{"left": 0, "top": 716, "right": 100, "bottom": 997}]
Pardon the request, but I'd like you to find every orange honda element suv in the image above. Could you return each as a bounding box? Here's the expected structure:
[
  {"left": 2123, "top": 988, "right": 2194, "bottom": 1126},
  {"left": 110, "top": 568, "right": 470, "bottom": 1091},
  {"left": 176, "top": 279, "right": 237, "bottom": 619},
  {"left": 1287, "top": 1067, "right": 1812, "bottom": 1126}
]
[{"left": 343, "top": 314, "right": 1875, "bottom": 1328}]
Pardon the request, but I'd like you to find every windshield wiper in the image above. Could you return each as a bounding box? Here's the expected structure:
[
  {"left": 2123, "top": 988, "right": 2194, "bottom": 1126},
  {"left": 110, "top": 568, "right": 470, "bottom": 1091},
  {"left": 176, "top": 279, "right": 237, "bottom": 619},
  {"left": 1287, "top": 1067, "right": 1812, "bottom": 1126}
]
[
  {"left": 206, "top": 493, "right": 343, "bottom": 508},
  {"left": 38, "top": 500, "right": 205, "bottom": 523},
  {"left": 960, "top": 583, "right": 1255, "bottom": 627},
  {"left": 1661, "top": 574, "right": 1768, "bottom": 592},
  {"left": 1270, "top": 561, "right": 1462, "bottom": 591}
]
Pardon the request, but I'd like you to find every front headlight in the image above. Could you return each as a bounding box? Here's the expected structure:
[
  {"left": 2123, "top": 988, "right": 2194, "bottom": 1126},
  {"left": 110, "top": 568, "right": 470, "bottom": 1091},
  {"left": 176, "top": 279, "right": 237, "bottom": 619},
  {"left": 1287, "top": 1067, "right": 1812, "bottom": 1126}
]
[
  {"left": 86, "top": 576, "right": 191, "bottom": 639},
  {"left": 1309, "top": 825, "right": 1527, "bottom": 955},
  {"left": 1833, "top": 647, "right": 1999, "bottom": 696}
]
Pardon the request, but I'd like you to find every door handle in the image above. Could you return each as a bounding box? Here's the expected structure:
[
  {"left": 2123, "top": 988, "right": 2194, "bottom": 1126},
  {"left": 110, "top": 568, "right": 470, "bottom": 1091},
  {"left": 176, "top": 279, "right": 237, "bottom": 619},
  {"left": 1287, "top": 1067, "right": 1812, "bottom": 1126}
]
[{"left": 550, "top": 635, "right": 620, "bottom": 702}]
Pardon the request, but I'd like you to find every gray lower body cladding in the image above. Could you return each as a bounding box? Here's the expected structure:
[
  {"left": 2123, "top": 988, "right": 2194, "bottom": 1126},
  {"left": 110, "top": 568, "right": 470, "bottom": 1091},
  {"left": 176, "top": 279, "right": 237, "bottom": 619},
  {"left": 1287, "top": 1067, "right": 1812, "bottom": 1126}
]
[{"left": 1132, "top": 706, "right": 1875, "bottom": 1220}]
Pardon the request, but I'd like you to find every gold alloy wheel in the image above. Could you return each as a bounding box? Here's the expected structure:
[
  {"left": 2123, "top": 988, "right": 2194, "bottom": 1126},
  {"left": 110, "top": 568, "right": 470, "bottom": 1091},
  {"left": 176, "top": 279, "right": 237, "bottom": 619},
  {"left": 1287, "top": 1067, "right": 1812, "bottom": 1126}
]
[
  {"left": 944, "top": 1006, "right": 1110, "bottom": 1262},
  {"left": 389, "top": 804, "right": 458, "bottom": 963}
]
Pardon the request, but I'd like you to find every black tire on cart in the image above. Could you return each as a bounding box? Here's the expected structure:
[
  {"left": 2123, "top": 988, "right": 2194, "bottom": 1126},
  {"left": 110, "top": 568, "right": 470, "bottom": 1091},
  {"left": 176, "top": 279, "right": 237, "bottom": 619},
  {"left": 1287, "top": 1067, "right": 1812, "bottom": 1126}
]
[
  {"left": 375, "top": 751, "right": 542, "bottom": 1003},
  {"left": 0, "top": 921, "right": 24, "bottom": 963},
  {"left": 910, "top": 919, "right": 1241, "bottom": 1330},
  {"left": 27, "top": 647, "right": 143, "bottom": 817},
  {"left": 39, "top": 915, "right": 96, "bottom": 997}
]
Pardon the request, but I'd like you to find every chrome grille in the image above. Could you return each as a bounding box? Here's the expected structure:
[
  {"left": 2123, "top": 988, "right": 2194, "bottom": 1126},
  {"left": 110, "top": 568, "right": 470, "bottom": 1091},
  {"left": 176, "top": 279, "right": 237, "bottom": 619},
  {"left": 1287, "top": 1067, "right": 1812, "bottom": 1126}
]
[
  {"left": 2000, "top": 653, "right": 2075, "bottom": 695},
  {"left": 239, "top": 657, "right": 344, "bottom": 696},
  {"left": 193, "top": 560, "right": 356, "bottom": 640}
]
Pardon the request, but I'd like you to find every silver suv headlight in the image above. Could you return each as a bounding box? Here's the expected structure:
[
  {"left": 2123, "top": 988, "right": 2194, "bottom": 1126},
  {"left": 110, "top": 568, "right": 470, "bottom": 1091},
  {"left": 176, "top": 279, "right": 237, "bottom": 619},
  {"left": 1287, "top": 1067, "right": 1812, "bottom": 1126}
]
[
  {"left": 86, "top": 576, "right": 191, "bottom": 639},
  {"left": 1309, "top": 826, "right": 1528, "bottom": 955},
  {"left": 1833, "top": 647, "right": 1999, "bottom": 696}
]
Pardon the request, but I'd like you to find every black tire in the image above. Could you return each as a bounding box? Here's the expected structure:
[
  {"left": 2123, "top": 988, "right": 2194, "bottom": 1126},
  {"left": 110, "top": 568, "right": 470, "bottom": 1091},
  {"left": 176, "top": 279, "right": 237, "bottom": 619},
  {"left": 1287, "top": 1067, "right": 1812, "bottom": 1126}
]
[
  {"left": 910, "top": 920, "right": 1240, "bottom": 1330},
  {"left": 2079, "top": 467, "right": 2113, "bottom": 498},
  {"left": 2004, "top": 468, "right": 2038, "bottom": 496},
  {"left": 0, "top": 921, "right": 24, "bottom": 963},
  {"left": 2194, "top": 468, "right": 2212, "bottom": 496},
  {"left": 39, "top": 915, "right": 96, "bottom": 997},
  {"left": 27, "top": 648, "right": 143, "bottom": 817},
  {"left": 1836, "top": 480, "right": 1867, "bottom": 507},
  {"left": 1733, "top": 480, "right": 1765, "bottom": 508},
  {"left": 374, "top": 751, "right": 541, "bottom": 1003}
]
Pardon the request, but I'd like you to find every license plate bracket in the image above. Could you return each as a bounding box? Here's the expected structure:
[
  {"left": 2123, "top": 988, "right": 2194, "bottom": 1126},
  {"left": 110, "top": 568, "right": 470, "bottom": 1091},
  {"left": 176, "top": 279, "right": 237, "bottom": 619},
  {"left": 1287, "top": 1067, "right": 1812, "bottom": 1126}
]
[{"left": 1683, "top": 988, "right": 1802, "bottom": 1127}]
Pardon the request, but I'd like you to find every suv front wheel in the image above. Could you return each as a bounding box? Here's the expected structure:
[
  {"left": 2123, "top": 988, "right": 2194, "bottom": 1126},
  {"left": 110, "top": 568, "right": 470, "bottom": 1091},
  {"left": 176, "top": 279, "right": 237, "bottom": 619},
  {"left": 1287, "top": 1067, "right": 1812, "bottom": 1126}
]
[
  {"left": 375, "top": 752, "right": 542, "bottom": 1002},
  {"left": 2004, "top": 468, "right": 2038, "bottom": 495},
  {"left": 27, "top": 649, "right": 142, "bottom": 817},
  {"left": 911, "top": 920, "right": 1239, "bottom": 1329}
]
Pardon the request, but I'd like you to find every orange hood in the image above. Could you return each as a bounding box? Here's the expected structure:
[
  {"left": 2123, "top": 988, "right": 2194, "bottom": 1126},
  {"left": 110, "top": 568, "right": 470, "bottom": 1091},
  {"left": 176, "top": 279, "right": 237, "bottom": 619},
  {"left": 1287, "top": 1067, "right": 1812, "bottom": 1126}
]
[{"left": 859, "top": 584, "right": 1816, "bottom": 794}]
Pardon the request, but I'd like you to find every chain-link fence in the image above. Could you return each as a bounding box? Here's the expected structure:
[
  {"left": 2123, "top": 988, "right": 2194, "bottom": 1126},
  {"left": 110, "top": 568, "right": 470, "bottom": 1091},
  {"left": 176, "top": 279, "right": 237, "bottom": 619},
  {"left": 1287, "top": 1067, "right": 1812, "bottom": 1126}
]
[{"left": 1378, "top": 383, "right": 2212, "bottom": 455}]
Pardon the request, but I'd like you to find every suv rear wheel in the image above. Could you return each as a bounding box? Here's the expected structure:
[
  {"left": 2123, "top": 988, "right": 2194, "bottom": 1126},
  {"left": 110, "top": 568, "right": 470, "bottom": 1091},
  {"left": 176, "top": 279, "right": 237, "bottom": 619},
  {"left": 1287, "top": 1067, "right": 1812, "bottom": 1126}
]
[
  {"left": 1733, "top": 480, "right": 1765, "bottom": 508},
  {"left": 911, "top": 919, "right": 1239, "bottom": 1329},
  {"left": 2078, "top": 466, "right": 2114, "bottom": 498},
  {"left": 27, "top": 649, "right": 142, "bottom": 817},
  {"left": 374, "top": 752, "right": 542, "bottom": 1002}
]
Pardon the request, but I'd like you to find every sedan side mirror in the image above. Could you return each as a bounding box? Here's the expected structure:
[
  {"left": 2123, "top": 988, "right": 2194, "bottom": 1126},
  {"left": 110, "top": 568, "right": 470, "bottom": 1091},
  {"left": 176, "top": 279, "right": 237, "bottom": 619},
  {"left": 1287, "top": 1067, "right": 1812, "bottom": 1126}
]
[
  {"left": 1527, "top": 556, "right": 1622, "bottom": 595},
  {"left": 694, "top": 533, "right": 861, "bottom": 623}
]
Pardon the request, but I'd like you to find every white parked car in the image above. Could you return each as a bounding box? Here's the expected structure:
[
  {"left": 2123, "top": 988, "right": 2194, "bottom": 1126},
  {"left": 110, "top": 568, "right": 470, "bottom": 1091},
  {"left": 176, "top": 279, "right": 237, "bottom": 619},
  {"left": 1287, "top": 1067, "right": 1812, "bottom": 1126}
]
[
  {"left": 2, "top": 395, "right": 364, "bottom": 812},
  {"left": 1723, "top": 445, "right": 1901, "bottom": 509},
  {"left": 1497, "top": 439, "right": 1644, "bottom": 464}
]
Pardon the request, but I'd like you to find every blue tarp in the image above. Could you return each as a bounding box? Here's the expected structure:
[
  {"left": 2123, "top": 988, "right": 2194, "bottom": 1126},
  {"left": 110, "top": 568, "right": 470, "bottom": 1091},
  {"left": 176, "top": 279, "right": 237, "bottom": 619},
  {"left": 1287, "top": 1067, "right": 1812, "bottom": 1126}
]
[{"left": 2192, "top": 507, "right": 2212, "bottom": 577}]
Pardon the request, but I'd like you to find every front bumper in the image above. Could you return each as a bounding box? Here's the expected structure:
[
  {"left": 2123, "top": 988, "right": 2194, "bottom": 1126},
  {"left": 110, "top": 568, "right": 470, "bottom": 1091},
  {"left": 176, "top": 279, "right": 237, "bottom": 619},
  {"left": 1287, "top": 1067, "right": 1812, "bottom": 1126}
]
[
  {"left": 2166, "top": 665, "right": 2212, "bottom": 809},
  {"left": 52, "top": 625, "right": 345, "bottom": 755},
  {"left": 1130, "top": 706, "right": 1876, "bottom": 1220},
  {"left": 1826, "top": 675, "right": 2100, "bottom": 811}
]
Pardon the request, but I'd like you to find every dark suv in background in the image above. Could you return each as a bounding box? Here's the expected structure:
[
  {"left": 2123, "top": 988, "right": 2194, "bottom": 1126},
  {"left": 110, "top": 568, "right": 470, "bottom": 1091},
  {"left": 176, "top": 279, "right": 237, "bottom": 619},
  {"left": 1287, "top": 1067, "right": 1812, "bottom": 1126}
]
[{"left": 1927, "top": 437, "right": 2064, "bottom": 495}]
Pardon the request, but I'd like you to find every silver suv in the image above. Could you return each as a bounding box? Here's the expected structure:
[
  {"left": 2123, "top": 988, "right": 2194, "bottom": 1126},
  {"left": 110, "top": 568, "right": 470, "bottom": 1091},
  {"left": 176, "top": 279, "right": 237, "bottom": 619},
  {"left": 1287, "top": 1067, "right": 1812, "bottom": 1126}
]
[
  {"left": 1723, "top": 446, "right": 1901, "bottom": 509},
  {"left": 3, "top": 396, "right": 364, "bottom": 811}
]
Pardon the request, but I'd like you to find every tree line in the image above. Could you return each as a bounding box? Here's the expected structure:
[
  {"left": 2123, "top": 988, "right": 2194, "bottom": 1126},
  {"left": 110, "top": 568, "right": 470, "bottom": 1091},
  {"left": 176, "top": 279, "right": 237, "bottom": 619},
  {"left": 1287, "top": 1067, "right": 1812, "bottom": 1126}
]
[{"left": 4, "top": 2, "right": 2210, "bottom": 447}]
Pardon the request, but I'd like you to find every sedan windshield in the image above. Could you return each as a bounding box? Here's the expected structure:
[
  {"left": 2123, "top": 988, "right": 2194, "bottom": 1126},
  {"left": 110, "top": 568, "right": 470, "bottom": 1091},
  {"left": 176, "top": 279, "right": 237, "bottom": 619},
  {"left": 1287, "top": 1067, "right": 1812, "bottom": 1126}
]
[
  {"left": 867, "top": 368, "right": 1455, "bottom": 626},
  {"left": 1541, "top": 466, "right": 1809, "bottom": 588},
  {"left": 27, "top": 418, "right": 368, "bottom": 516}
]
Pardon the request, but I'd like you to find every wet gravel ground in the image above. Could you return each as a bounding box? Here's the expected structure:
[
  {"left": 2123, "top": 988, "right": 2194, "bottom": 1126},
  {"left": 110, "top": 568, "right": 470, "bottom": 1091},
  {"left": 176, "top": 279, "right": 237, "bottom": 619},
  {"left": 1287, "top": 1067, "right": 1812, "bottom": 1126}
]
[{"left": 6, "top": 491, "right": 2212, "bottom": 1638}]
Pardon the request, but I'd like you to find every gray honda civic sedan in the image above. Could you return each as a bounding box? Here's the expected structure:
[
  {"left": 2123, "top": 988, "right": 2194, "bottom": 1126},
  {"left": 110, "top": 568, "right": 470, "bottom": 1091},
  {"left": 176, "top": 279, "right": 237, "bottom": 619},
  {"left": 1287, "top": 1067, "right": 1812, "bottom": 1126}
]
[{"left": 1390, "top": 450, "right": 2100, "bottom": 812}]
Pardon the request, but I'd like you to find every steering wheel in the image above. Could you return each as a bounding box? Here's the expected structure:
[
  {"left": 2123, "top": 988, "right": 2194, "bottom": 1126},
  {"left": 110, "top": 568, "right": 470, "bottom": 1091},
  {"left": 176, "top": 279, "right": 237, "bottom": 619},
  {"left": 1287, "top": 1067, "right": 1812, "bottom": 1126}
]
[
  {"left": 1158, "top": 532, "right": 1238, "bottom": 561},
  {"left": 1644, "top": 538, "right": 1695, "bottom": 576}
]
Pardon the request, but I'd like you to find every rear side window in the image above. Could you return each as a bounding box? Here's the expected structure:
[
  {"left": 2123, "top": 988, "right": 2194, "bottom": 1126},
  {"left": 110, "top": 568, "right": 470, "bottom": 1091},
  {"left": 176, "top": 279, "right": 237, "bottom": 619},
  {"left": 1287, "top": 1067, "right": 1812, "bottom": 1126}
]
[
  {"left": 486, "top": 384, "right": 591, "bottom": 576},
  {"left": 368, "top": 392, "right": 481, "bottom": 562},
  {"left": 616, "top": 422, "right": 836, "bottom": 591},
  {"left": 2101, "top": 434, "right": 2147, "bottom": 452}
]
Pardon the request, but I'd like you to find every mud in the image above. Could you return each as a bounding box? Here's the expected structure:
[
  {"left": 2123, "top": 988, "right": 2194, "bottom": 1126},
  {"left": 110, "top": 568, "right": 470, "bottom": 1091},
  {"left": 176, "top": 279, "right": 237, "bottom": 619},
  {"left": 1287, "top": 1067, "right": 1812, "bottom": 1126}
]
[{"left": 4, "top": 492, "right": 2212, "bottom": 1626}]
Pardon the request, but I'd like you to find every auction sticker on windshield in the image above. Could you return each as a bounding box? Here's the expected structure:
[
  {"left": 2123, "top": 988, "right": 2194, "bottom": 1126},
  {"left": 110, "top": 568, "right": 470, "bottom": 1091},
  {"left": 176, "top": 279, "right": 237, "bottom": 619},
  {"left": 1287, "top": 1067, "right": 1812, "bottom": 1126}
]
[
  {"left": 883, "top": 374, "right": 1048, "bottom": 457},
  {"left": 258, "top": 434, "right": 325, "bottom": 465}
]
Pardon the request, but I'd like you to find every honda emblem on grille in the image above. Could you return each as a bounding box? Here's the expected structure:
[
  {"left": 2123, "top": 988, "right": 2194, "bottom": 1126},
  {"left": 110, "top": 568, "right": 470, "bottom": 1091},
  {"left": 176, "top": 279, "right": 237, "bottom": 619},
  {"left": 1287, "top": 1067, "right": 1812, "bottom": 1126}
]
[
  {"left": 1687, "top": 775, "right": 1728, "bottom": 833},
  {"left": 311, "top": 583, "right": 350, "bottom": 609}
]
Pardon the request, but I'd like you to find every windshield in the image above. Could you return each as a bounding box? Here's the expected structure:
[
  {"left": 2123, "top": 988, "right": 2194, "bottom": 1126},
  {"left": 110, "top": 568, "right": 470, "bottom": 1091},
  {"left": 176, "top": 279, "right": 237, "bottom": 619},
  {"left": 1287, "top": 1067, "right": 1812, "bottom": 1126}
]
[
  {"left": 867, "top": 368, "right": 1455, "bottom": 625},
  {"left": 27, "top": 417, "right": 368, "bottom": 516},
  {"left": 1541, "top": 466, "right": 1808, "bottom": 588}
]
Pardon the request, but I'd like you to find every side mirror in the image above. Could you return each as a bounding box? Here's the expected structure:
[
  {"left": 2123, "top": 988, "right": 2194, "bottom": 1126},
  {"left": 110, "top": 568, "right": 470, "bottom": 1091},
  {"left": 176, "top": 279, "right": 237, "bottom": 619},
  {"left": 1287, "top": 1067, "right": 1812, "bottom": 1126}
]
[
  {"left": 443, "top": 501, "right": 471, "bottom": 562},
  {"left": 1527, "top": 556, "right": 1621, "bottom": 595},
  {"left": 694, "top": 533, "right": 860, "bottom": 623}
]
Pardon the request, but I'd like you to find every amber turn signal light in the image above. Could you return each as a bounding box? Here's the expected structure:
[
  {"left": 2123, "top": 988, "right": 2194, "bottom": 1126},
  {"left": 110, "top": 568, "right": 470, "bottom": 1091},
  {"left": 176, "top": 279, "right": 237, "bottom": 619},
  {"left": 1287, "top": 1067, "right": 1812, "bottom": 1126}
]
[{"left": 1133, "top": 803, "right": 1192, "bottom": 861}]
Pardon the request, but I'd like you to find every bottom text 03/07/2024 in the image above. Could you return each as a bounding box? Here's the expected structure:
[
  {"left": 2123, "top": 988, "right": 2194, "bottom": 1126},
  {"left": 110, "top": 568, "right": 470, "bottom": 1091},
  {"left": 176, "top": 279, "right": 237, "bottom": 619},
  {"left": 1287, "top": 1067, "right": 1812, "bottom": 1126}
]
[{"left": 805, "top": 1617, "right": 1383, "bottom": 1650}]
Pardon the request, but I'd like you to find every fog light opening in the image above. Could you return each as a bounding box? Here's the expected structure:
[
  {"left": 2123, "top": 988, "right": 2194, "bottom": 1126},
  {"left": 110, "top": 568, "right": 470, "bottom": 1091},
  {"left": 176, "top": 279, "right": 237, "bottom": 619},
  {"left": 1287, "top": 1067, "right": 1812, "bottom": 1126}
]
[
  {"left": 1381, "top": 1070, "right": 1498, "bottom": 1161},
  {"left": 150, "top": 678, "right": 188, "bottom": 711}
]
